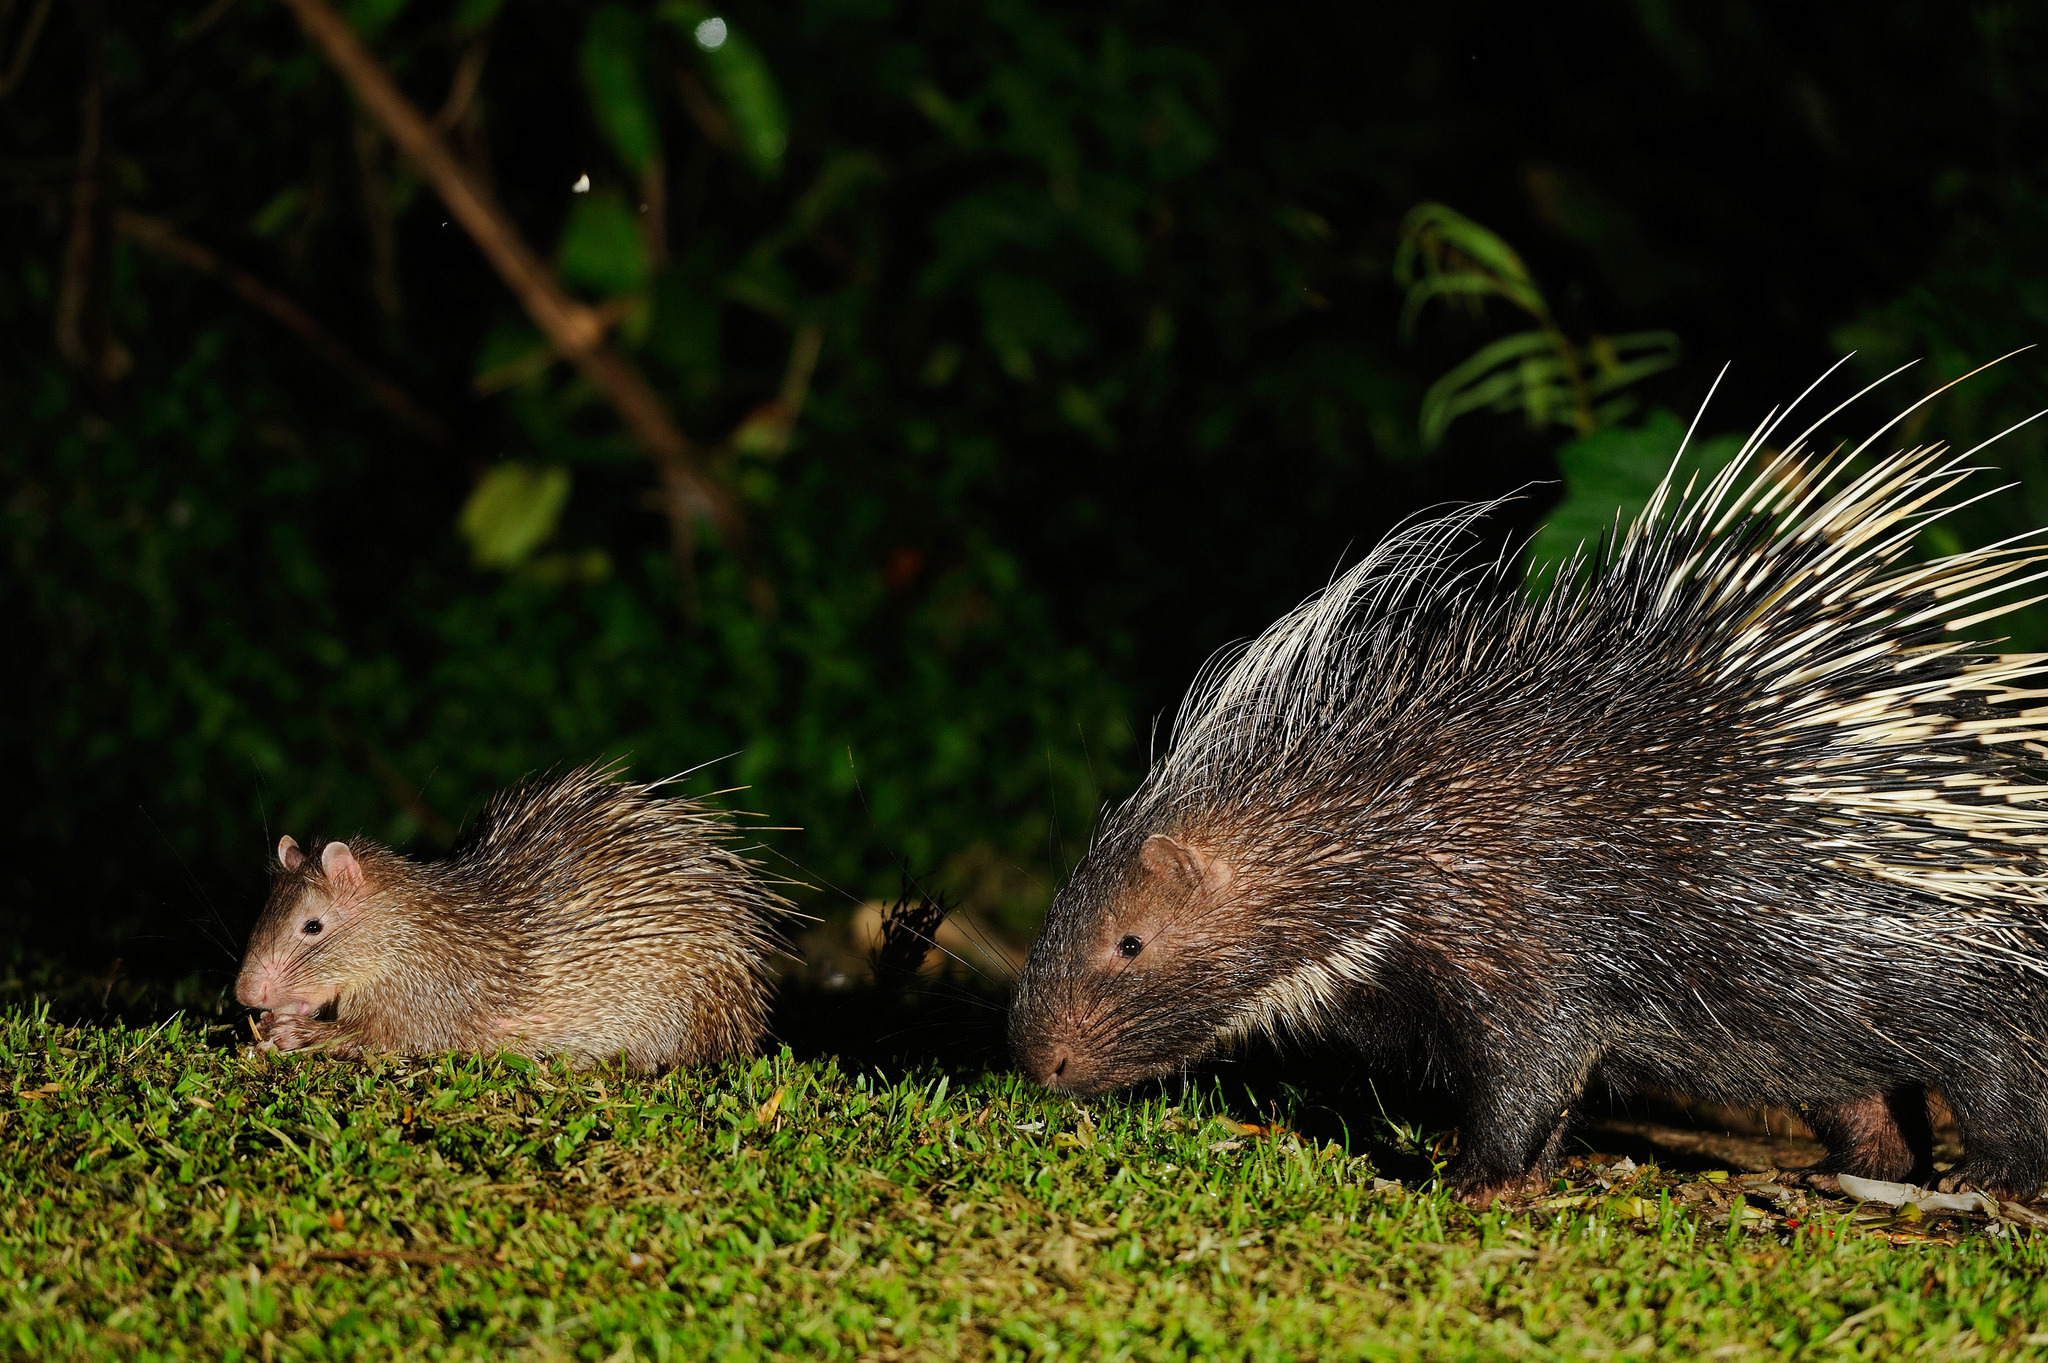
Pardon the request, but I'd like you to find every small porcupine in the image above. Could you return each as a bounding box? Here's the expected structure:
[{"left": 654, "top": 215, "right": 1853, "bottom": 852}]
[
  {"left": 1010, "top": 366, "right": 2048, "bottom": 1202},
  {"left": 236, "top": 763, "right": 793, "bottom": 1072}
]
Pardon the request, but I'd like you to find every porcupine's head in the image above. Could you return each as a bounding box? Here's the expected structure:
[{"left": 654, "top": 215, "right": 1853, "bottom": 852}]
[
  {"left": 236, "top": 836, "right": 406, "bottom": 1023},
  {"left": 1006, "top": 508, "right": 1503, "bottom": 1096},
  {"left": 1008, "top": 822, "right": 1258, "bottom": 1095}
]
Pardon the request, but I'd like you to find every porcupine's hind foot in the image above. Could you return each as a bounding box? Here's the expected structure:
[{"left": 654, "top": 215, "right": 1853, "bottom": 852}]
[
  {"left": 1934, "top": 1083, "right": 2048, "bottom": 1200},
  {"left": 1803, "top": 1088, "right": 1933, "bottom": 1185},
  {"left": 1935, "top": 1152, "right": 2048, "bottom": 1200}
]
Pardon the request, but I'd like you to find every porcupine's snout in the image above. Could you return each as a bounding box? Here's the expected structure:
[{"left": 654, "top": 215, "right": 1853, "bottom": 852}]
[
  {"left": 234, "top": 964, "right": 275, "bottom": 1011},
  {"left": 1011, "top": 1029, "right": 1098, "bottom": 1095},
  {"left": 234, "top": 958, "right": 326, "bottom": 1017},
  {"left": 1010, "top": 953, "right": 1194, "bottom": 1096},
  {"left": 1008, "top": 972, "right": 1112, "bottom": 1095}
]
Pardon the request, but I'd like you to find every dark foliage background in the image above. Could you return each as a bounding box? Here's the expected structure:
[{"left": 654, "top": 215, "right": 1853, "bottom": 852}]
[{"left": 4, "top": 0, "right": 2046, "bottom": 984}]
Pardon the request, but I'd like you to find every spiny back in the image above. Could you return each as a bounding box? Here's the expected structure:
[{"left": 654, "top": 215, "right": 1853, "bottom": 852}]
[
  {"left": 451, "top": 763, "right": 789, "bottom": 962},
  {"left": 1132, "top": 384, "right": 2048, "bottom": 936}
]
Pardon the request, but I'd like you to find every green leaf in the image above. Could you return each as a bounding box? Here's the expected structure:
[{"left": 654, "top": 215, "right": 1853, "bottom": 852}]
[
  {"left": 1396, "top": 202, "right": 1551, "bottom": 335},
  {"left": 343, "top": 0, "right": 411, "bottom": 41},
  {"left": 647, "top": 271, "right": 722, "bottom": 386},
  {"left": 1418, "top": 329, "right": 1567, "bottom": 447},
  {"left": 250, "top": 186, "right": 304, "bottom": 240},
  {"left": 472, "top": 321, "right": 555, "bottom": 395},
  {"left": 1585, "top": 331, "right": 1682, "bottom": 395},
  {"left": 979, "top": 273, "right": 1089, "bottom": 382},
  {"left": 556, "top": 190, "right": 649, "bottom": 296},
  {"left": 582, "top": 5, "right": 663, "bottom": 170},
  {"left": 453, "top": 0, "right": 505, "bottom": 34},
  {"left": 458, "top": 464, "right": 573, "bottom": 569},
  {"left": 1524, "top": 408, "right": 1746, "bottom": 588},
  {"left": 657, "top": 3, "right": 789, "bottom": 178},
  {"left": 1056, "top": 384, "right": 1115, "bottom": 448}
]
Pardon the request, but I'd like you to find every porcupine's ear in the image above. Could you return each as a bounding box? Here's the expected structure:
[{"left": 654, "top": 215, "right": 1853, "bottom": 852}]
[
  {"left": 320, "top": 841, "right": 368, "bottom": 895},
  {"left": 1140, "top": 835, "right": 1221, "bottom": 893},
  {"left": 277, "top": 835, "right": 305, "bottom": 872}
]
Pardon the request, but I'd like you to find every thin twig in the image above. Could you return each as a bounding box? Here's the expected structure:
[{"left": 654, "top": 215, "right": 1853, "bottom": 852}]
[
  {"left": 430, "top": 39, "right": 488, "bottom": 133},
  {"left": 272, "top": 0, "right": 733, "bottom": 568},
  {"left": 674, "top": 68, "right": 733, "bottom": 151},
  {"left": 114, "top": 209, "right": 446, "bottom": 440},
  {"left": 54, "top": 1, "right": 108, "bottom": 379},
  {"left": 180, "top": 0, "right": 241, "bottom": 44},
  {"left": 0, "top": 0, "right": 52, "bottom": 97}
]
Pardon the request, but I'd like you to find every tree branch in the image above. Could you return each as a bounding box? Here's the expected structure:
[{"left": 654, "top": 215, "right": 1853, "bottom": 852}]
[
  {"left": 114, "top": 209, "right": 446, "bottom": 441},
  {"left": 272, "top": 0, "right": 733, "bottom": 548}
]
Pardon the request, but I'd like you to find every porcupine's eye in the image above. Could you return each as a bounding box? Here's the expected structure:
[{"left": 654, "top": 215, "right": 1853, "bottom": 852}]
[
  {"left": 302, "top": 919, "right": 323, "bottom": 937},
  {"left": 1117, "top": 935, "right": 1143, "bottom": 959}
]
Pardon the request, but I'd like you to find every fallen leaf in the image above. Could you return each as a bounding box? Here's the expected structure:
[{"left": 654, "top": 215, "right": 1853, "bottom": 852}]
[
  {"left": 755, "top": 1087, "right": 786, "bottom": 1124},
  {"left": 1219, "top": 1118, "right": 1290, "bottom": 1138},
  {"left": 1604, "top": 1195, "right": 1658, "bottom": 1222}
]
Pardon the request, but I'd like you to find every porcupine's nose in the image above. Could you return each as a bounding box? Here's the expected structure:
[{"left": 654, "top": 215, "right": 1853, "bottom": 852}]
[
  {"left": 1027, "top": 1045, "right": 1096, "bottom": 1094},
  {"left": 235, "top": 967, "right": 273, "bottom": 1010},
  {"left": 1012, "top": 1034, "right": 1068, "bottom": 1089}
]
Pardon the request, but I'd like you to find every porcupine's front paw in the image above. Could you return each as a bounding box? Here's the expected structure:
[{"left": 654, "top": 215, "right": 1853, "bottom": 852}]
[
  {"left": 259, "top": 1012, "right": 361, "bottom": 1058},
  {"left": 1445, "top": 1092, "right": 1575, "bottom": 1208},
  {"left": 1446, "top": 1166, "right": 1547, "bottom": 1209}
]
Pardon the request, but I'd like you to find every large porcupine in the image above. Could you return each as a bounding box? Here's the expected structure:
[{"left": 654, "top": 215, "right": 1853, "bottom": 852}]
[
  {"left": 1011, "top": 367, "right": 2048, "bottom": 1203},
  {"left": 236, "top": 763, "right": 793, "bottom": 1072}
]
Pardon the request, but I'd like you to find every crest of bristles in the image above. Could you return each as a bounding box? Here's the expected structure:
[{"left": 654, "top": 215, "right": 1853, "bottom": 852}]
[
  {"left": 236, "top": 763, "right": 793, "bottom": 1073},
  {"left": 1011, "top": 359, "right": 2048, "bottom": 1202}
]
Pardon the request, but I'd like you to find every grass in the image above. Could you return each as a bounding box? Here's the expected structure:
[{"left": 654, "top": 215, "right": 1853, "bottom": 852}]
[{"left": 5, "top": 1006, "right": 2048, "bottom": 1360}]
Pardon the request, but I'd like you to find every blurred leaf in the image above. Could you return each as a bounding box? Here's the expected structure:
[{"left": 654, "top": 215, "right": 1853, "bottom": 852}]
[
  {"left": 1419, "top": 329, "right": 1681, "bottom": 448},
  {"left": 730, "top": 402, "right": 793, "bottom": 457},
  {"left": 1396, "top": 202, "right": 1551, "bottom": 335},
  {"left": 453, "top": 0, "right": 506, "bottom": 34},
  {"left": 909, "top": 79, "right": 978, "bottom": 147},
  {"left": 1403, "top": 203, "right": 1681, "bottom": 448},
  {"left": 647, "top": 271, "right": 721, "bottom": 386},
  {"left": 725, "top": 254, "right": 799, "bottom": 321},
  {"left": 459, "top": 464, "right": 573, "bottom": 569},
  {"left": 786, "top": 151, "right": 887, "bottom": 238},
  {"left": 1524, "top": 408, "right": 1745, "bottom": 587},
  {"left": 1419, "top": 329, "right": 1563, "bottom": 448},
  {"left": 557, "top": 190, "right": 650, "bottom": 296},
  {"left": 920, "top": 343, "right": 962, "bottom": 388},
  {"left": 979, "top": 273, "right": 1088, "bottom": 381},
  {"left": 249, "top": 187, "right": 304, "bottom": 240},
  {"left": 657, "top": 2, "right": 789, "bottom": 177},
  {"left": 473, "top": 322, "right": 555, "bottom": 395},
  {"left": 518, "top": 549, "right": 613, "bottom": 584},
  {"left": 582, "top": 5, "right": 663, "bottom": 171},
  {"left": 344, "top": 0, "right": 412, "bottom": 41},
  {"left": 1056, "top": 384, "right": 1115, "bottom": 448}
]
